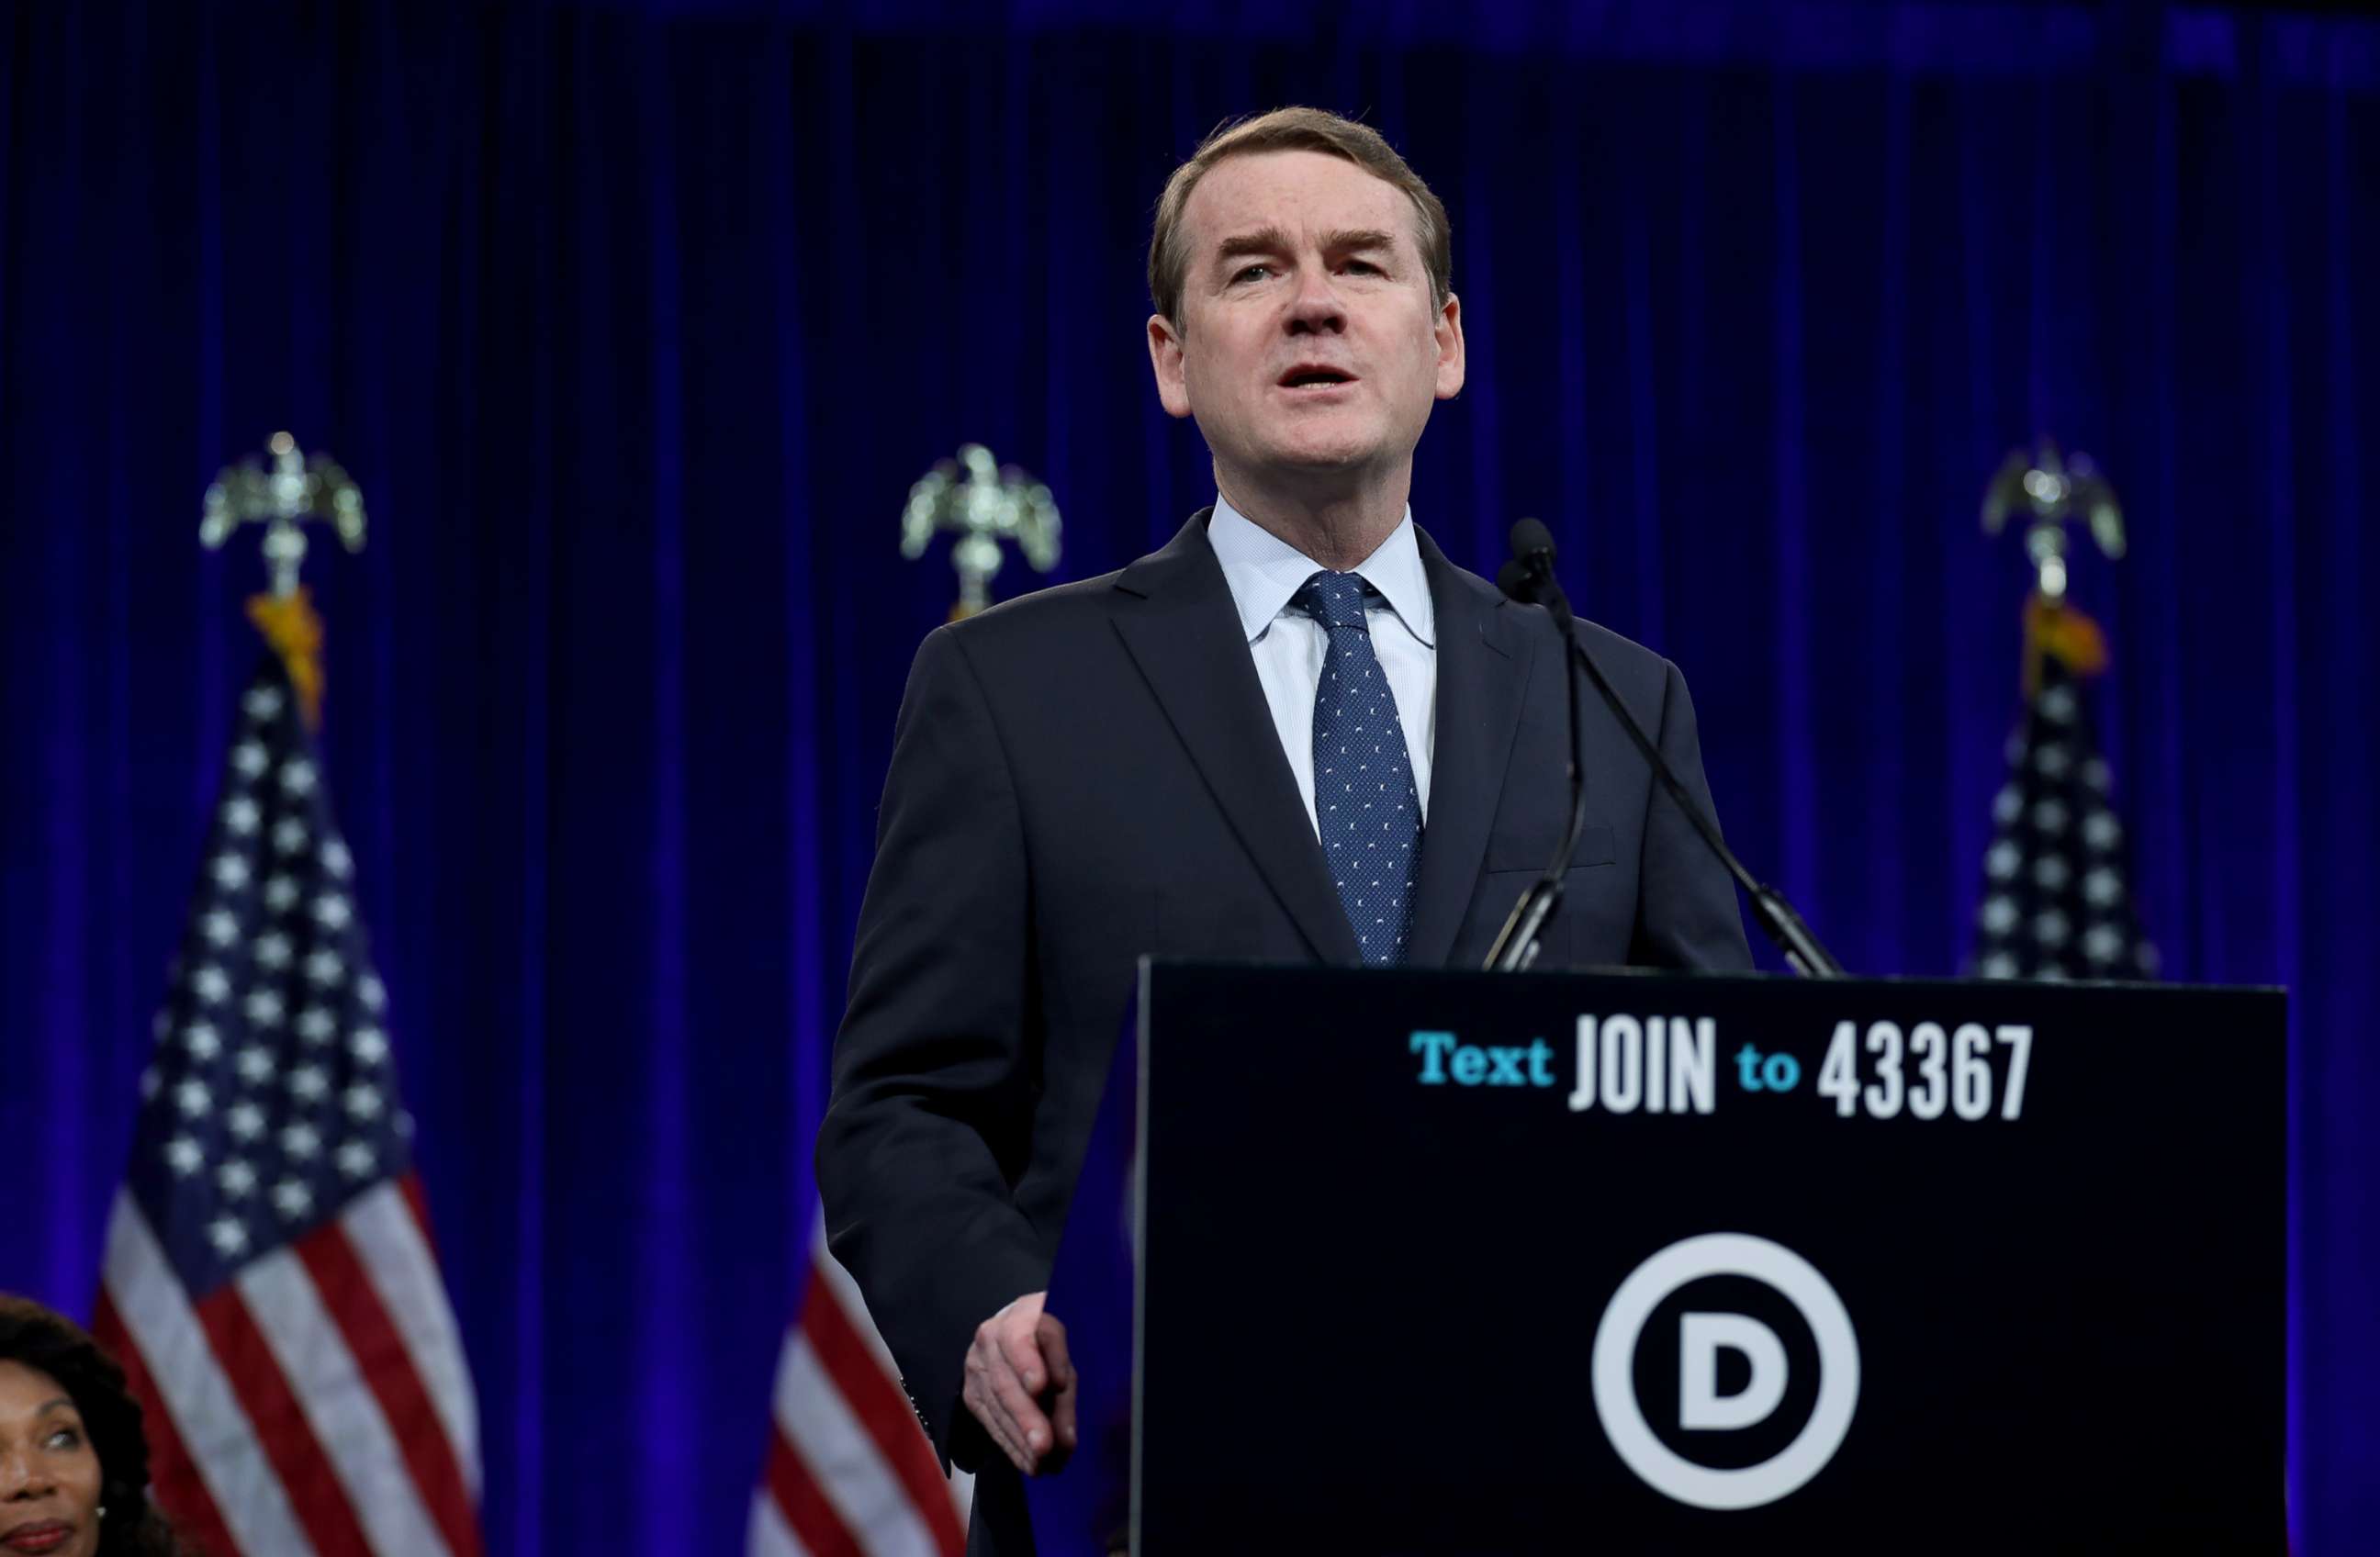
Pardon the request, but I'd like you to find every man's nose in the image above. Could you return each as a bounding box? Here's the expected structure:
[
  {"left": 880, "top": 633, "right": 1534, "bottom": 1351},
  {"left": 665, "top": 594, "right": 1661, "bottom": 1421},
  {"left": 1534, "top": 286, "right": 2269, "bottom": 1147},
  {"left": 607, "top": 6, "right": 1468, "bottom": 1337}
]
[{"left": 1283, "top": 264, "right": 1346, "bottom": 335}]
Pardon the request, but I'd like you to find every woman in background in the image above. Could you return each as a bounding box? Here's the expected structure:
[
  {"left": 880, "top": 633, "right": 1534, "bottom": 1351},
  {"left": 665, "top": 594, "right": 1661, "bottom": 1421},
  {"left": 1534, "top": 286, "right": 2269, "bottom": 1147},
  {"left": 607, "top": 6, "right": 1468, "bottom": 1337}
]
[{"left": 0, "top": 1295, "right": 184, "bottom": 1557}]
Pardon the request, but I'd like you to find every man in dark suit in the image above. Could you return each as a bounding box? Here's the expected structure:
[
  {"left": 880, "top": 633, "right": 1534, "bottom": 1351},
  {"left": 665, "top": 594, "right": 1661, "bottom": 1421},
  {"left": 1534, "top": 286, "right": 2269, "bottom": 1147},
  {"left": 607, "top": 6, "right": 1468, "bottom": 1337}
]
[{"left": 816, "top": 106, "right": 1752, "bottom": 1551}]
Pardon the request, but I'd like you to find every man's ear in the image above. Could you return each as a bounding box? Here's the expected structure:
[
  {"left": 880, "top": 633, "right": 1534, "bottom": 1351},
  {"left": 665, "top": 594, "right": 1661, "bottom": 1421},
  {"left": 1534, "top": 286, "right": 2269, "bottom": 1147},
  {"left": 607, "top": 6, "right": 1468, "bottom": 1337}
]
[
  {"left": 1148, "top": 313, "right": 1194, "bottom": 420},
  {"left": 1432, "top": 292, "right": 1466, "bottom": 401}
]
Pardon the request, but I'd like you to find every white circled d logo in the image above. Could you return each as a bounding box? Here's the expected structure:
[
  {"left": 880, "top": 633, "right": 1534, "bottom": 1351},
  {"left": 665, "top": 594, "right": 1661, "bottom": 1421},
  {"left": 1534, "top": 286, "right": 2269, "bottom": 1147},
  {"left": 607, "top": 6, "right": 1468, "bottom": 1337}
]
[{"left": 1590, "top": 1232, "right": 1860, "bottom": 1510}]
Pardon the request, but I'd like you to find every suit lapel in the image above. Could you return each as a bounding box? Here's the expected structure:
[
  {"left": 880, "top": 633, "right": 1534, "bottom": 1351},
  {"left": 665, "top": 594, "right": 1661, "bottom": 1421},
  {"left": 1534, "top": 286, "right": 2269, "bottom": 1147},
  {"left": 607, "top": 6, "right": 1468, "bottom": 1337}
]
[
  {"left": 1405, "top": 529, "right": 1531, "bottom": 969},
  {"left": 1112, "top": 512, "right": 1364, "bottom": 966}
]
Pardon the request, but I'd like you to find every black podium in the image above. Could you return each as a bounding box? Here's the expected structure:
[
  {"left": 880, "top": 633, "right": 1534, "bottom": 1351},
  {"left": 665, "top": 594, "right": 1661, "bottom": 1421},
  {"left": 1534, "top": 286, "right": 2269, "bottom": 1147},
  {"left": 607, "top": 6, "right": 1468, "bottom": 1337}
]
[{"left": 1037, "top": 960, "right": 2285, "bottom": 1553}]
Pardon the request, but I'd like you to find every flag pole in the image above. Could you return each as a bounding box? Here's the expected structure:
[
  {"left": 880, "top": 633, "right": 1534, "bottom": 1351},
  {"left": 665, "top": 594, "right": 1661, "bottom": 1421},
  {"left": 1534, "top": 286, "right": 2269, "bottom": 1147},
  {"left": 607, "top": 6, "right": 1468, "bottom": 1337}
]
[
  {"left": 200, "top": 431, "right": 366, "bottom": 728},
  {"left": 901, "top": 443, "right": 1062, "bottom": 621},
  {"left": 88, "top": 431, "right": 486, "bottom": 1557},
  {"left": 1979, "top": 436, "right": 2127, "bottom": 697},
  {"left": 1968, "top": 439, "right": 2158, "bottom": 983}
]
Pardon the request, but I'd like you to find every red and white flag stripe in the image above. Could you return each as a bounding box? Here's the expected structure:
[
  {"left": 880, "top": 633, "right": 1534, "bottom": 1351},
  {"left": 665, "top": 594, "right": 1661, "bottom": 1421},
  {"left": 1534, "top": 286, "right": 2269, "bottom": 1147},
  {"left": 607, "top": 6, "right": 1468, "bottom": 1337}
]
[
  {"left": 94, "top": 1178, "right": 484, "bottom": 1557},
  {"left": 749, "top": 1217, "right": 971, "bottom": 1557}
]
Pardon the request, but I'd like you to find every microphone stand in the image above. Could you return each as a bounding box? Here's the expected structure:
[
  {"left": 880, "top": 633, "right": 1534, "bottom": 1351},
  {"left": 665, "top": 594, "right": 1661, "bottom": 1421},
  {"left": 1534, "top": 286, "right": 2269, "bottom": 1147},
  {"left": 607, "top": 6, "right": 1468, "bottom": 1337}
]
[
  {"left": 1556, "top": 627, "right": 1846, "bottom": 979},
  {"left": 1485, "top": 539, "right": 1847, "bottom": 980},
  {"left": 1484, "top": 554, "right": 1588, "bottom": 971}
]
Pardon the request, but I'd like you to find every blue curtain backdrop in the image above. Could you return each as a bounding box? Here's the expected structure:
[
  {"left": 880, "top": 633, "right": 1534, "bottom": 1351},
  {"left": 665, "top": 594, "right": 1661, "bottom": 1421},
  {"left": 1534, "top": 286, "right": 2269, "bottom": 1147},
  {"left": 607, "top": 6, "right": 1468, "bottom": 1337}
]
[{"left": 3, "top": 0, "right": 2374, "bottom": 1549}]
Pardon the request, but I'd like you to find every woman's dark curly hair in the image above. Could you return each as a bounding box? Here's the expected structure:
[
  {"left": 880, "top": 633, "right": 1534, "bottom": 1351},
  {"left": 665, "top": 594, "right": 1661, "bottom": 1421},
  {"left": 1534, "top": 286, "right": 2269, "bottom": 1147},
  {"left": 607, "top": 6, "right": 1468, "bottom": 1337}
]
[{"left": 0, "top": 1295, "right": 187, "bottom": 1557}]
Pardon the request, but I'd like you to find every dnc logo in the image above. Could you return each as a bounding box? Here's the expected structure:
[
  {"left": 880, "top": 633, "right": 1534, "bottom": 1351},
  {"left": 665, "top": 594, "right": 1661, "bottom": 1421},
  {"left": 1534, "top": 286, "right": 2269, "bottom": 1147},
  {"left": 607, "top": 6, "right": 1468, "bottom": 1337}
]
[{"left": 1589, "top": 1233, "right": 1860, "bottom": 1510}]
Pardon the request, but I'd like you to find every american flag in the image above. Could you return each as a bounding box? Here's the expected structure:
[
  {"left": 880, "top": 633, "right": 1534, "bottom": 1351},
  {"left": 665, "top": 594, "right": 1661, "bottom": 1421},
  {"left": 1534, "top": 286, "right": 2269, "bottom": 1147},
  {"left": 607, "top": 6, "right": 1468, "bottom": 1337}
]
[
  {"left": 747, "top": 1211, "right": 972, "bottom": 1557},
  {"left": 90, "top": 655, "right": 483, "bottom": 1557},
  {"left": 1969, "top": 610, "right": 2159, "bottom": 982}
]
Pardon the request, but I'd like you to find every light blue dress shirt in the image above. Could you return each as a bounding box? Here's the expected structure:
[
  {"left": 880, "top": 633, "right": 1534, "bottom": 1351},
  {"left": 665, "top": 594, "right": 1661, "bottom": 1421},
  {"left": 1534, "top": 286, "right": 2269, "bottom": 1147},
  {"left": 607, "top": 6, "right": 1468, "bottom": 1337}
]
[{"left": 1206, "top": 496, "right": 1438, "bottom": 836}]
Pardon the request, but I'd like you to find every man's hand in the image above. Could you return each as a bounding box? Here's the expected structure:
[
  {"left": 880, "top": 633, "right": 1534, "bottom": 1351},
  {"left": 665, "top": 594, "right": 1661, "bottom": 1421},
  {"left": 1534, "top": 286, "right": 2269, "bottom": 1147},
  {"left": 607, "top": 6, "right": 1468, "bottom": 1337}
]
[{"left": 962, "top": 1291, "right": 1078, "bottom": 1475}]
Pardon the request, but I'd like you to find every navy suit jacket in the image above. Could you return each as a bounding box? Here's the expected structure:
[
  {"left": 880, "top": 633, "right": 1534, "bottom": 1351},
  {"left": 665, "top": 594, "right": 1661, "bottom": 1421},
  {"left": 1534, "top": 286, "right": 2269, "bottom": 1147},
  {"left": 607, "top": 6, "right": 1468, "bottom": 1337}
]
[{"left": 815, "top": 511, "right": 1752, "bottom": 1549}]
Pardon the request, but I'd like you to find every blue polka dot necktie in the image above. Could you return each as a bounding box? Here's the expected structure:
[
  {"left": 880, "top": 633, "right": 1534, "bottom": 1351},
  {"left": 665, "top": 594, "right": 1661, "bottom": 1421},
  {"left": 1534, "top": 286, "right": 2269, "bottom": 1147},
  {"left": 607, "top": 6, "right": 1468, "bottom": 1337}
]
[{"left": 1296, "top": 570, "right": 1421, "bottom": 967}]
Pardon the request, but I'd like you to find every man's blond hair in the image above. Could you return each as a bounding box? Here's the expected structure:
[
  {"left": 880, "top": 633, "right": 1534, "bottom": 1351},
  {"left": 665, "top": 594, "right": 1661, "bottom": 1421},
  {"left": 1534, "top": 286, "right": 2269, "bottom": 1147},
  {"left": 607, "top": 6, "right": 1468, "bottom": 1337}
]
[{"left": 1147, "top": 106, "right": 1454, "bottom": 326}]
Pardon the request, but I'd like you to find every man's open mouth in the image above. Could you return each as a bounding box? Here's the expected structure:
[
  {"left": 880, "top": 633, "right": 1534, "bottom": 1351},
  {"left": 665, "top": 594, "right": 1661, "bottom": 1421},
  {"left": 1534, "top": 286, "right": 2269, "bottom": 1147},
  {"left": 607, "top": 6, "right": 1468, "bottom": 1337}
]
[{"left": 1278, "top": 367, "right": 1356, "bottom": 388}]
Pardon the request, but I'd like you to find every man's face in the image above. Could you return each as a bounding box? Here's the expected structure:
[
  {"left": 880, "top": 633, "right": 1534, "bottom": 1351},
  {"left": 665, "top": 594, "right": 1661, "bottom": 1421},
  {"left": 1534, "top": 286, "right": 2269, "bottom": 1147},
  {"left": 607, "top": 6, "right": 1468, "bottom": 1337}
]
[{"left": 1148, "top": 149, "right": 1465, "bottom": 501}]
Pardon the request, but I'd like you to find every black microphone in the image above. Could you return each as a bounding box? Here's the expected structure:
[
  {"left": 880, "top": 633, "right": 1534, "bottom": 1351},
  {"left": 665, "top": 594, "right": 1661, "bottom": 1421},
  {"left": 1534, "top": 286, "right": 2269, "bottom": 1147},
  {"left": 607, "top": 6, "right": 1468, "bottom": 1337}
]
[
  {"left": 1486, "top": 521, "right": 1847, "bottom": 979},
  {"left": 1509, "top": 516, "right": 1557, "bottom": 578},
  {"left": 1484, "top": 520, "right": 1590, "bottom": 971}
]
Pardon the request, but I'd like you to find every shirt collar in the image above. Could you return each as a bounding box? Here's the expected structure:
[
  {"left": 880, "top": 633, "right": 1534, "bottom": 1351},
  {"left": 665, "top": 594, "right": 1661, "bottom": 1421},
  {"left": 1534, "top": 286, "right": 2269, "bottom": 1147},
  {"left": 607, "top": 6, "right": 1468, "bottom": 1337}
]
[{"left": 1206, "top": 495, "right": 1436, "bottom": 650}]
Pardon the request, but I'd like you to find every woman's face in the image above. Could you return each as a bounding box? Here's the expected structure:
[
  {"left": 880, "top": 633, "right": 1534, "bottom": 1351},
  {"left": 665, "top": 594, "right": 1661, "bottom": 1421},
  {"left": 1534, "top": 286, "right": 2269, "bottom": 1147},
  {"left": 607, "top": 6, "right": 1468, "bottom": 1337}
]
[{"left": 0, "top": 1360, "right": 102, "bottom": 1557}]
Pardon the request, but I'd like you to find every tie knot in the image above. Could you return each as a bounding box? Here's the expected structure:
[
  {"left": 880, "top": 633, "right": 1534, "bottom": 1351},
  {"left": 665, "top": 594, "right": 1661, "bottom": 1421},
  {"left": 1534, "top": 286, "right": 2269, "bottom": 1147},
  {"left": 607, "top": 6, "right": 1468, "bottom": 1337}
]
[{"left": 1294, "top": 570, "right": 1372, "bottom": 632}]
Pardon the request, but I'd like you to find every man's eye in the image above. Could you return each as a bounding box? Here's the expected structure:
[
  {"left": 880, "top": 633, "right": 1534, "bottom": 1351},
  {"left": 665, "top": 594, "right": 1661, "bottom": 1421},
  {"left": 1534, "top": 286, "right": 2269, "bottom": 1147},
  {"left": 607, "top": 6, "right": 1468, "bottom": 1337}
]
[
  {"left": 1231, "top": 263, "right": 1272, "bottom": 284},
  {"left": 1342, "top": 259, "right": 1380, "bottom": 274}
]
